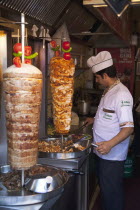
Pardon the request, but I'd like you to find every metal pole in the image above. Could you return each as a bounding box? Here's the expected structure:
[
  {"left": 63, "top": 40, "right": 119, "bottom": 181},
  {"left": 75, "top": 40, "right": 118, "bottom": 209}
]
[
  {"left": 21, "top": 13, "right": 25, "bottom": 188},
  {"left": 21, "top": 169, "right": 25, "bottom": 187},
  {"left": 21, "top": 13, "right": 25, "bottom": 63},
  {"left": 61, "top": 134, "right": 64, "bottom": 151}
]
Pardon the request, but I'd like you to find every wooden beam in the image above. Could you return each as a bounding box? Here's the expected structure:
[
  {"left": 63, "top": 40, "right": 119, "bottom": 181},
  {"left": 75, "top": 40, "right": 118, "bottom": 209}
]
[
  {"left": 84, "top": 4, "right": 132, "bottom": 46},
  {"left": 96, "top": 7, "right": 131, "bottom": 45}
]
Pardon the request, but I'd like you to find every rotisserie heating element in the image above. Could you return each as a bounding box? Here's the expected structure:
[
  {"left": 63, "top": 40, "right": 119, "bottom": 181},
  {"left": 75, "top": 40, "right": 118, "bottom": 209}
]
[{"left": 3, "top": 64, "right": 43, "bottom": 170}]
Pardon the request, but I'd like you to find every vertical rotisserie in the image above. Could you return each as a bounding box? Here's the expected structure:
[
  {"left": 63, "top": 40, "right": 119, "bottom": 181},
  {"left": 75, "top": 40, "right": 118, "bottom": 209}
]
[
  {"left": 50, "top": 57, "right": 75, "bottom": 134},
  {"left": 3, "top": 64, "right": 42, "bottom": 169}
]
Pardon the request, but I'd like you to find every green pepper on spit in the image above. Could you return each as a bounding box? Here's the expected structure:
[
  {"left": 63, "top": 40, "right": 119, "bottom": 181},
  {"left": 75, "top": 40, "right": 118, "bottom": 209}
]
[
  {"left": 13, "top": 52, "right": 22, "bottom": 57},
  {"left": 62, "top": 47, "right": 72, "bottom": 53},
  {"left": 13, "top": 52, "right": 38, "bottom": 59},
  {"left": 24, "top": 52, "right": 38, "bottom": 59},
  {"left": 51, "top": 45, "right": 60, "bottom": 51}
]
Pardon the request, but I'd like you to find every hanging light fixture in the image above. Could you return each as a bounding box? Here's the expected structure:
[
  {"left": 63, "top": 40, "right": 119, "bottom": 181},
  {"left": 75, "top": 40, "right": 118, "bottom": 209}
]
[
  {"left": 83, "top": 0, "right": 107, "bottom": 7},
  {"left": 92, "top": 0, "right": 107, "bottom": 7},
  {"left": 130, "top": 0, "right": 140, "bottom": 5}
]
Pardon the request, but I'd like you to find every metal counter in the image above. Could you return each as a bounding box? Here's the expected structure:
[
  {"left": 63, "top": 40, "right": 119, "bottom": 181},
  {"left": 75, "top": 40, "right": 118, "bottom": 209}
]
[
  {"left": 38, "top": 153, "right": 90, "bottom": 210},
  {"left": 37, "top": 121, "right": 93, "bottom": 210},
  {"left": 0, "top": 193, "right": 62, "bottom": 210}
]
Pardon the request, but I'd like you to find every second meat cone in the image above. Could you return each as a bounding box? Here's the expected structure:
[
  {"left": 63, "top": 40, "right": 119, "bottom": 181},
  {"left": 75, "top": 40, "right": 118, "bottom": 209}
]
[
  {"left": 3, "top": 64, "right": 43, "bottom": 170},
  {"left": 50, "top": 57, "right": 75, "bottom": 134}
]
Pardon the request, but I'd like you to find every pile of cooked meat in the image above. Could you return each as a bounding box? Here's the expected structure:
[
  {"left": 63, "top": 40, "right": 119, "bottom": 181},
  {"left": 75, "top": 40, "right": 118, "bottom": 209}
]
[
  {"left": 3, "top": 64, "right": 43, "bottom": 170},
  {"left": 0, "top": 165, "right": 57, "bottom": 191},
  {"left": 50, "top": 57, "right": 75, "bottom": 134},
  {"left": 38, "top": 140, "right": 85, "bottom": 153},
  {"left": 38, "top": 134, "right": 87, "bottom": 153}
]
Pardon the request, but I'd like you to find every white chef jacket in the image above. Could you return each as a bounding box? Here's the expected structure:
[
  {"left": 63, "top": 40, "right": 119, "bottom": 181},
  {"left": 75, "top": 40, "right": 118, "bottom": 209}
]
[{"left": 93, "top": 82, "right": 134, "bottom": 161}]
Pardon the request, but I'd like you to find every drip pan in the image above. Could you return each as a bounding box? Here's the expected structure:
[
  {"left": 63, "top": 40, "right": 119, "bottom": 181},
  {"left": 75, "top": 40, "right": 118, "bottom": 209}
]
[
  {"left": 24, "top": 166, "right": 68, "bottom": 193},
  {"left": 0, "top": 164, "right": 69, "bottom": 206}
]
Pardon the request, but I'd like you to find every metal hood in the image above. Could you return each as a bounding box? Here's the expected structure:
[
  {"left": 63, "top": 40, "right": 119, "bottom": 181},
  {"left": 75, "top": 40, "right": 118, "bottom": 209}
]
[{"left": 0, "top": 0, "right": 133, "bottom": 47}]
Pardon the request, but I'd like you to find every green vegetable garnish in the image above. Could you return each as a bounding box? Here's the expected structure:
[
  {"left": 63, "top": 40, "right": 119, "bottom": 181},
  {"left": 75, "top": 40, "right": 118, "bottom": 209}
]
[
  {"left": 51, "top": 45, "right": 60, "bottom": 51},
  {"left": 62, "top": 47, "right": 72, "bottom": 53},
  {"left": 24, "top": 52, "right": 38, "bottom": 59},
  {"left": 13, "top": 52, "right": 22, "bottom": 57}
]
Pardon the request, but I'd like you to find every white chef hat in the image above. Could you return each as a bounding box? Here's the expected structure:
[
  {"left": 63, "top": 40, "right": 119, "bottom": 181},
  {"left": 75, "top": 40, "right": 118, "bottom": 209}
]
[{"left": 87, "top": 51, "right": 113, "bottom": 73}]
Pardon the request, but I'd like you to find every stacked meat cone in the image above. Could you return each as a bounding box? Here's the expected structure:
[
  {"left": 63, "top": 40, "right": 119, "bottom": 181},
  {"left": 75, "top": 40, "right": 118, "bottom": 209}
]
[
  {"left": 3, "top": 64, "right": 43, "bottom": 169},
  {"left": 50, "top": 57, "right": 75, "bottom": 134}
]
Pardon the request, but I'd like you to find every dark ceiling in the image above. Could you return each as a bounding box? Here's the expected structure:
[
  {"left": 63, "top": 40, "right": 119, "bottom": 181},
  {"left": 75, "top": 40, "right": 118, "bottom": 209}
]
[{"left": 0, "top": 0, "right": 140, "bottom": 48}]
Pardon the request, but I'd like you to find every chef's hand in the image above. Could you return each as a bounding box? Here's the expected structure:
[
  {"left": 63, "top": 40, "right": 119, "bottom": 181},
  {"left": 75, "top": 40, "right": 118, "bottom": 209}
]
[
  {"left": 84, "top": 117, "right": 94, "bottom": 126},
  {"left": 96, "top": 141, "right": 112, "bottom": 155}
]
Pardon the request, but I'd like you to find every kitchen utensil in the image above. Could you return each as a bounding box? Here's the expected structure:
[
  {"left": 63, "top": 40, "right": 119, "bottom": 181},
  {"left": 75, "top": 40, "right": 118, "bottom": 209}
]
[
  {"left": 65, "top": 136, "right": 88, "bottom": 151},
  {"left": 91, "top": 143, "right": 98, "bottom": 148}
]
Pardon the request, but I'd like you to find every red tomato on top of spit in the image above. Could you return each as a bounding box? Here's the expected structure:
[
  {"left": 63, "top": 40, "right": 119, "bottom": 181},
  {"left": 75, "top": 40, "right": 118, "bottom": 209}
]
[
  {"left": 63, "top": 52, "right": 71, "bottom": 60},
  {"left": 13, "top": 43, "right": 22, "bottom": 53},
  {"left": 25, "top": 46, "right": 32, "bottom": 56},
  {"left": 13, "top": 57, "right": 21, "bottom": 67},
  {"left": 25, "top": 58, "right": 32, "bottom": 64},
  {"left": 62, "top": 41, "right": 70, "bottom": 51},
  {"left": 50, "top": 40, "right": 57, "bottom": 48}
]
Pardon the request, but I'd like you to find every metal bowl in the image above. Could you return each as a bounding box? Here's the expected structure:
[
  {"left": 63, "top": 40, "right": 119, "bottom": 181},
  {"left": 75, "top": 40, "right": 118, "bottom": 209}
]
[
  {"left": 38, "top": 134, "right": 92, "bottom": 159},
  {"left": 0, "top": 165, "right": 12, "bottom": 173},
  {"left": 24, "top": 166, "right": 68, "bottom": 194},
  {"left": 0, "top": 164, "right": 69, "bottom": 205}
]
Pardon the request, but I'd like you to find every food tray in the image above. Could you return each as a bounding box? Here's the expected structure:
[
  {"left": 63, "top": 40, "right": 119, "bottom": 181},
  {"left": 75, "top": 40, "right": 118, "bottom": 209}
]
[
  {"left": 0, "top": 164, "right": 68, "bottom": 206},
  {"left": 38, "top": 134, "right": 92, "bottom": 159}
]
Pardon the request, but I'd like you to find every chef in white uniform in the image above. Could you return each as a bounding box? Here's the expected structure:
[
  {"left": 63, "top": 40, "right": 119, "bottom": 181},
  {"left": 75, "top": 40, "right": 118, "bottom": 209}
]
[{"left": 86, "top": 51, "right": 134, "bottom": 210}]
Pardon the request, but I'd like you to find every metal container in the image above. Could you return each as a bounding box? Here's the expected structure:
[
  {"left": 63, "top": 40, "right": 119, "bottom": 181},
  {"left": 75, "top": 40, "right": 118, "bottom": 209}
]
[
  {"left": 24, "top": 166, "right": 68, "bottom": 193},
  {"left": 0, "top": 165, "right": 12, "bottom": 174},
  {"left": 0, "top": 164, "right": 69, "bottom": 206},
  {"left": 38, "top": 135, "right": 92, "bottom": 159},
  {"left": 78, "top": 100, "right": 90, "bottom": 115}
]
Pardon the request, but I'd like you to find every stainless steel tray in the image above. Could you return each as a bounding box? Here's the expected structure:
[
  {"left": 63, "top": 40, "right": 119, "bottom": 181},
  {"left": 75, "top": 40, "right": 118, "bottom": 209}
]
[
  {"left": 38, "top": 135, "right": 92, "bottom": 159},
  {"left": 0, "top": 164, "right": 68, "bottom": 206}
]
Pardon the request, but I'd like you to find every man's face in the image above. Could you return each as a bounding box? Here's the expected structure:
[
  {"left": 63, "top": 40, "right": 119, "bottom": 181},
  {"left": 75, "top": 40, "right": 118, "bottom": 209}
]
[{"left": 95, "top": 74, "right": 106, "bottom": 86}]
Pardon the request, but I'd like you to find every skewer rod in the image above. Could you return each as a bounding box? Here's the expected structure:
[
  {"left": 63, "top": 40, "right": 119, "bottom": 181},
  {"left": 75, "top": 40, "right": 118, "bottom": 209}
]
[
  {"left": 21, "top": 169, "right": 24, "bottom": 187},
  {"left": 21, "top": 13, "right": 25, "bottom": 63},
  {"left": 61, "top": 134, "right": 64, "bottom": 150},
  {"left": 17, "top": 29, "right": 19, "bottom": 43}
]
